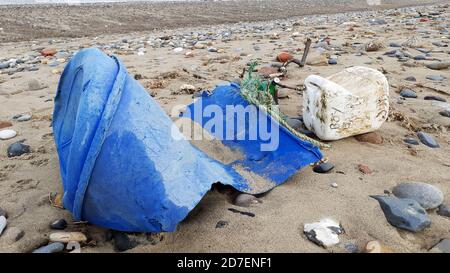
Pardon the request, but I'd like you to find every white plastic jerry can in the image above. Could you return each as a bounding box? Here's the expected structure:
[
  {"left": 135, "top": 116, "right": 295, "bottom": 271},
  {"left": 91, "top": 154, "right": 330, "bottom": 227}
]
[{"left": 303, "top": 66, "right": 389, "bottom": 141}]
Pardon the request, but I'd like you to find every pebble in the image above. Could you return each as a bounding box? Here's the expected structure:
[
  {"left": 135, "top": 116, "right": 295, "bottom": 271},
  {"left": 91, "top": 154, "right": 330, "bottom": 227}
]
[
  {"left": 41, "top": 48, "right": 57, "bottom": 57},
  {"left": 392, "top": 182, "right": 444, "bottom": 210},
  {"left": 32, "top": 242, "right": 65, "bottom": 253},
  {"left": 424, "top": 95, "right": 446, "bottom": 102},
  {"left": 233, "top": 194, "right": 260, "bottom": 207},
  {"left": 426, "top": 61, "right": 450, "bottom": 70},
  {"left": 0, "top": 216, "right": 6, "bottom": 236},
  {"left": 276, "top": 52, "right": 293, "bottom": 62},
  {"left": 399, "top": 88, "right": 417, "bottom": 98},
  {"left": 414, "top": 55, "right": 426, "bottom": 60},
  {"left": 50, "top": 219, "right": 68, "bottom": 230},
  {"left": 16, "top": 113, "right": 32, "bottom": 122},
  {"left": 417, "top": 131, "right": 440, "bottom": 148},
  {"left": 0, "top": 129, "right": 17, "bottom": 140},
  {"left": 313, "top": 162, "right": 335, "bottom": 174},
  {"left": 113, "top": 232, "right": 137, "bottom": 252},
  {"left": 358, "top": 164, "right": 372, "bottom": 175},
  {"left": 437, "top": 204, "right": 450, "bottom": 218},
  {"left": 7, "top": 141, "right": 31, "bottom": 157},
  {"left": 328, "top": 58, "right": 338, "bottom": 65},
  {"left": 354, "top": 132, "right": 383, "bottom": 144},
  {"left": 330, "top": 183, "right": 338, "bottom": 188},
  {"left": 371, "top": 195, "right": 431, "bottom": 232},
  {"left": 426, "top": 75, "right": 446, "bottom": 81},
  {"left": 439, "top": 110, "right": 450, "bottom": 118},
  {"left": 286, "top": 117, "right": 303, "bottom": 131},
  {"left": 429, "top": 239, "right": 450, "bottom": 253},
  {"left": 0, "top": 121, "right": 13, "bottom": 129},
  {"left": 404, "top": 76, "right": 416, "bottom": 81},
  {"left": 304, "top": 218, "right": 343, "bottom": 248},
  {"left": 3, "top": 227, "right": 24, "bottom": 243},
  {"left": 49, "top": 231, "right": 87, "bottom": 243},
  {"left": 403, "top": 138, "right": 419, "bottom": 145},
  {"left": 389, "top": 42, "right": 401, "bottom": 48},
  {"left": 215, "top": 220, "right": 228, "bottom": 229}
]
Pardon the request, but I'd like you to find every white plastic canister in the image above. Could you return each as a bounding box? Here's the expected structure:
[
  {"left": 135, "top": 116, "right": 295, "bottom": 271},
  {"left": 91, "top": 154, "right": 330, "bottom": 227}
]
[{"left": 303, "top": 66, "right": 389, "bottom": 141}]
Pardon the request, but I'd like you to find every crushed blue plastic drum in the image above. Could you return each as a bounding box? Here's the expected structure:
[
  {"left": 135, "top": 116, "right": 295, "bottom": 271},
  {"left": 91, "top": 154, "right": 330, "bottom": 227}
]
[{"left": 52, "top": 48, "right": 323, "bottom": 233}]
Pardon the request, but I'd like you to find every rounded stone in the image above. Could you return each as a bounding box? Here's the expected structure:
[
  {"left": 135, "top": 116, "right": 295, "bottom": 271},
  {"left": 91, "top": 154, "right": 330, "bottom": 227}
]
[
  {"left": 313, "top": 162, "right": 335, "bottom": 174},
  {"left": 400, "top": 88, "right": 417, "bottom": 98},
  {"left": 392, "top": 182, "right": 444, "bottom": 210},
  {"left": 7, "top": 141, "right": 30, "bottom": 157}
]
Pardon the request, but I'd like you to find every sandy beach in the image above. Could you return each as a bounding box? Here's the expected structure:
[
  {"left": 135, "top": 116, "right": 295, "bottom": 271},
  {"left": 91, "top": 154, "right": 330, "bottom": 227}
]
[{"left": 0, "top": 0, "right": 449, "bottom": 253}]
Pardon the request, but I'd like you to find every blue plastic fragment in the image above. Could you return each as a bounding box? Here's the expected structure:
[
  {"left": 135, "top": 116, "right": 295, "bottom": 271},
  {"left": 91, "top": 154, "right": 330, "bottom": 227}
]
[{"left": 52, "top": 48, "right": 323, "bottom": 233}]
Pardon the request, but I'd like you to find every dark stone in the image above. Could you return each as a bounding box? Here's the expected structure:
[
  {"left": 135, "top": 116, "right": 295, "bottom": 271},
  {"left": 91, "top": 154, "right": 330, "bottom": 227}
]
[
  {"left": 113, "top": 232, "right": 137, "bottom": 252},
  {"left": 400, "top": 89, "right": 417, "bottom": 98},
  {"left": 313, "top": 162, "right": 335, "bottom": 174},
  {"left": 215, "top": 220, "right": 229, "bottom": 228},
  {"left": 437, "top": 204, "right": 450, "bottom": 218},
  {"left": 389, "top": 42, "right": 401, "bottom": 48},
  {"left": 417, "top": 131, "right": 440, "bottom": 148},
  {"left": 371, "top": 195, "right": 431, "bottom": 232},
  {"left": 392, "top": 182, "right": 444, "bottom": 210},
  {"left": 405, "top": 76, "right": 416, "bottom": 82},
  {"left": 328, "top": 58, "right": 338, "bottom": 65},
  {"left": 439, "top": 110, "right": 450, "bottom": 118},
  {"left": 404, "top": 138, "right": 419, "bottom": 145},
  {"left": 50, "top": 219, "right": 67, "bottom": 230},
  {"left": 414, "top": 55, "right": 426, "bottom": 60},
  {"left": 424, "top": 96, "right": 446, "bottom": 102},
  {"left": 7, "top": 141, "right": 30, "bottom": 158}
]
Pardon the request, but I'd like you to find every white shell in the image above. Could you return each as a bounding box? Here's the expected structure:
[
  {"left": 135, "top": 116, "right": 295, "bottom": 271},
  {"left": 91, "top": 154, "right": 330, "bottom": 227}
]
[
  {"left": 0, "top": 129, "right": 17, "bottom": 140},
  {"left": 303, "top": 66, "right": 389, "bottom": 141}
]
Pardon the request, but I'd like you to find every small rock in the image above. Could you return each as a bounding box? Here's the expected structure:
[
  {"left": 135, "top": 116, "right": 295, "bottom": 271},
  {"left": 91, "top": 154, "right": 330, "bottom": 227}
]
[
  {"left": 404, "top": 138, "right": 419, "bottom": 145},
  {"left": 328, "top": 58, "right": 338, "bottom": 65},
  {"left": 286, "top": 117, "right": 303, "bottom": 131},
  {"left": 215, "top": 220, "right": 228, "bottom": 229},
  {"left": 341, "top": 242, "right": 358, "bottom": 253},
  {"left": 399, "top": 88, "right": 417, "bottom": 98},
  {"left": 49, "top": 232, "right": 87, "bottom": 243},
  {"left": 358, "top": 164, "right": 372, "bottom": 175},
  {"left": 426, "top": 61, "right": 450, "bottom": 70},
  {"left": 0, "top": 216, "right": 6, "bottom": 235},
  {"left": 32, "top": 242, "right": 65, "bottom": 253},
  {"left": 424, "top": 95, "right": 446, "bottom": 102},
  {"left": 0, "top": 129, "right": 17, "bottom": 140},
  {"left": 50, "top": 219, "right": 67, "bottom": 230},
  {"left": 404, "top": 76, "right": 416, "bottom": 81},
  {"left": 7, "top": 141, "right": 30, "bottom": 157},
  {"left": 113, "top": 232, "right": 137, "bottom": 252},
  {"left": 276, "top": 52, "right": 293, "bottom": 63},
  {"left": 364, "top": 240, "right": 394, "bottom": 253},
  {"left": 389, "top": 42, "right": 401, "bottom": 48},
  {"left": 304, "top": 218, "right": 343, "bottom": 248},
  {"left": 173, "top": 47, "right": 183, "bottom": 53},
  {"left": 426, "top": 75, "right": 446, "bottom": 81},
  {"left": 3, "top": 227, "right": 24, "bottom": 243},
  {"left": 0, "top": 121, "right": 12, "bottom": 129},
  {"left": 414, "top": 55, "right": 426, "bottom": 60},
  {"left": 313, "top": 162, "right": 335, "bottom": 174},
  {"left": 439, "top": 110, "right": 450, "bottom": 118},
  {"left": 354, "top": 132, "right": 383, "bottom": 144},
  {"left": 371, "top": 195, "right": 431, "bottom": 232},
  {"left": 41, "top": 48, "right": 57, "bottom": 57},
  {"left": 429, "top": 239, "right": 450, "bottom": 253},
  {"left": 437, "top": 204, "right": 450, "bottom": 218},
  {"left": 330, "top": 183, "right": 338, "bottom": 188},
  {"left": 234, "top": 194, "right": 260, "bottom": 207},
  {"left": 392, "top": 182, "right": 444, "bottom": 210},
  {"left": 16, "top": 114, "right": 32, "bottom": 122},
  {"left": 417, "top": 131, "right": 439, "bottom": 148}
]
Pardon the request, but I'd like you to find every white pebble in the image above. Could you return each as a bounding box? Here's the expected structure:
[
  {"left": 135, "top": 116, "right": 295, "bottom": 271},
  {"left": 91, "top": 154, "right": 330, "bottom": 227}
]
[
  {"left": 0, "top": 216, "right": 7, "bottom": 236},
  {"left": 0, "top": 129, "right": 17, "bottom": 140}
]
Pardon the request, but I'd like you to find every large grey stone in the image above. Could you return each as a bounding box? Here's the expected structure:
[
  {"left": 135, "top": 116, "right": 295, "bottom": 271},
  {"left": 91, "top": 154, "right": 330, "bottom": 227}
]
[
  {"left": 393, "top": 182, "right": 444, "bottom": 209},
  {"left": 371, "top": 195, "right": 431, "bottom": 232}
]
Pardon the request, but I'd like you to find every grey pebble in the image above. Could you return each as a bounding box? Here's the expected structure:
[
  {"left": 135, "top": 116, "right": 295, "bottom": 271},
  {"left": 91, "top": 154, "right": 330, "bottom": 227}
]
[
  {"left": 417, "top": 131, "right": 440, "bottom": 148},
  {"left": 392, "top": 182, "right": 444, "bottom": 210}
]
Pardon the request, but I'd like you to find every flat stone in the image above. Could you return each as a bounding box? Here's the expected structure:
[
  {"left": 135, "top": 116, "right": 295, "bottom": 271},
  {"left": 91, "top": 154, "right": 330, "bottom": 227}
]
[
  {"left": 392, "top": 182, "right": 444, "bottom": 210},
  {"left": 304, "top": 218, "right": 343, "bottom": 248},
  {"left": 7, "top": 141, "right": 30, "bottom": 157},
  {"left": 234, "top": 194, "right": 260, "bottom": 207},
  {"left": 328, "top": 58, "right": 338, "bottom": 65},
  {"left": 414, "top": 55, "right": 426, "bottom": 60},
  {"left": 32, "top": 242, "right": 65, "bottom": 253},
  {"left": 0, "top": 129, "right": 17, "bottom": 140},
  {"left": 426, "top": 61, "right": 450, "bottom": 70},
  {"left": 437, "top": 204, "right": 450, "bottom": 218},
  {"left": 404, "top": 76, "right": 416, "bottom": 81},
  {"left": 313, "top": 162, "right": 335, "bottom": 174},
  {"left": 429, "top": 239, "right": 450, "bottom": 253},
  {"left": 354, "top": 132, "right": 383, "bottom": 144},
  {"left": 400, "top": 88, "right": 417, "bottom": 98},
  {"left": 424, "top": 95, "right": 446, "bottom": 102},
  {"left": 371, "top": 195, "right": 431, "bottom": 232},
  {"left": 3, "top": 227, "right": 24, "bottom": 243},
  {"left": 404, "top": 138, "right": 419, "bottom": 145},
  {"left": 417, "top": 131, "right": 440, "bottom": 148},
  {"left": 426, "top": 75, "right": 446, "bottom": 81},
  {"left": 16, "top": 114, "right": 32, "bottom": 122},
  {"left": 439, "top": 110, "right": 450, "bottom": 118},
  {"left": 49, "top": 232, "right": 87, "bottom": 243}
]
